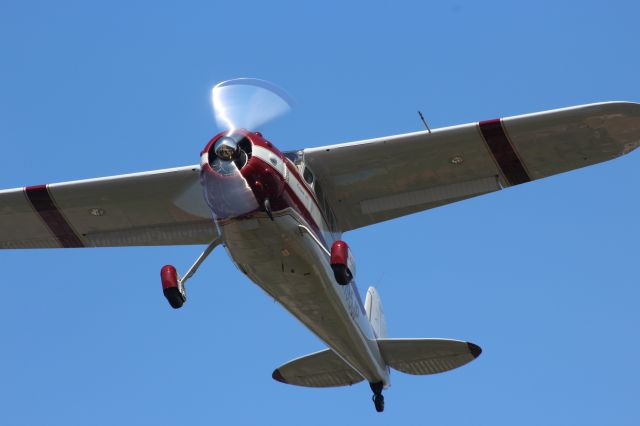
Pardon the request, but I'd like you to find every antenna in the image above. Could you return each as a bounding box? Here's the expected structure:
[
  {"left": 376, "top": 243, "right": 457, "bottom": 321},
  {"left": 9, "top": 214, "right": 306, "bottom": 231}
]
[{"left": 418, "top": 111, "right": 432, "bottom": 133}]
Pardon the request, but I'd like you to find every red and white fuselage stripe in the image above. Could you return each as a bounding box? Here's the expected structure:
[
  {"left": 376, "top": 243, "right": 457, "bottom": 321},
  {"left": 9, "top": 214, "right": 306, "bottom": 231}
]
[{"left": 251, "top": 144, "right": 336, "bottom": 247}]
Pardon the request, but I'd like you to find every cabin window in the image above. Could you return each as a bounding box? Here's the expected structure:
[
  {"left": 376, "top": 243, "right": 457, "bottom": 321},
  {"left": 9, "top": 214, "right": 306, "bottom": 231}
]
[
  {"left": 314, "top": 180, "right": 338, "bottom": 231},
  {"left": 283, "top": 150, "right": 303, "bottom": 166},
  {"left": 303, "top": 167, "right": 315, "bottom": 186}
]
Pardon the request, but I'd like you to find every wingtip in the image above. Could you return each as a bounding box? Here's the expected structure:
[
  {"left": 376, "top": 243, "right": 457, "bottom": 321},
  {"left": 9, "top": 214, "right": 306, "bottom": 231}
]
[
  {"left": 467, "top": 342, "right": 482, "bottom": 359},
  {"left": 272, "top": 369, "right": 287, "bottom": 384},
  {"left": 622, "top": 142, "right": 639, "bottom": 156}
]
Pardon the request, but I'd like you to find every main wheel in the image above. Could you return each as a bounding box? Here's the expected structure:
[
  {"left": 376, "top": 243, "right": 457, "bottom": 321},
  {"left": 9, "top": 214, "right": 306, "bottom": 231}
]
[
  {"left": 373, "top": 394, "right": 384, "bottom": 413},
  {"left": 161, "top": 265, "right": 185, "bottom": 309},
  {"left": 163, "top": 287, "right": 186, "bottom": 309},
  {"left": 331, "top": 264, "right": 352, "bottom": 286}
]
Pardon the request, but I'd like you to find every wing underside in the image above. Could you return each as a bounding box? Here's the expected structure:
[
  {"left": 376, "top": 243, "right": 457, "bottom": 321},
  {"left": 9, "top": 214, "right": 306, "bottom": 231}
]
[
  {"left": 3, "top": 102, "right": 639, "bottom": 247},
  {"left": 0, "top": 165, "right": 215, "bottom": 249},
  {"left": 303, "top": 102, "right": 640, "bottom": 231}
]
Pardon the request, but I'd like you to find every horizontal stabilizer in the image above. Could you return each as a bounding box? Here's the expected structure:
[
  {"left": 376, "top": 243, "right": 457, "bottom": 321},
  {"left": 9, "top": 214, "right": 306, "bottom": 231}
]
[
  {"left": 272, "top": 349, "right": 364, "bottom": 388},
  {"left": 378, "top": 338, "right": 481, "bottom": 375}
]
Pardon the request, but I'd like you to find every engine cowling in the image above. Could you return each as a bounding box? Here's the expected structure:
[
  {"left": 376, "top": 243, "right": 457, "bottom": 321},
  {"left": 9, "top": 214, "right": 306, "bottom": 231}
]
[{"left": 200, "top": 130, "right": 286, "bottom": 220}]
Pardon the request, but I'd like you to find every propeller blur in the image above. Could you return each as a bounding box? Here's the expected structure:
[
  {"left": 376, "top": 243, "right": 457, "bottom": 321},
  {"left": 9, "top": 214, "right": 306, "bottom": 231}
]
[{"left": 211, "top": 78, "right": 295, "bottom": 132}]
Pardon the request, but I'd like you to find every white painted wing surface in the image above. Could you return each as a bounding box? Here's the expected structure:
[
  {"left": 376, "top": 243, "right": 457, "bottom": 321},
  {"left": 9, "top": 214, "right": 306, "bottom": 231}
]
[
  {"left": 0, "top": 165, "right": 215, "bottom": 249},
  {"left": 303, "top": 102, "right": 640, "bottom": 232},
  {"left": 377, "top": 338, "right": 481, "bottom": 375},
  {"left": 272, "top": 348, "right": 364, "bottom": 388}
]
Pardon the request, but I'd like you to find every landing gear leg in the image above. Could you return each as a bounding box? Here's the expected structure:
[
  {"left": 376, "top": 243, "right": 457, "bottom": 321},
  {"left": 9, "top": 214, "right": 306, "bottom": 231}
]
[
  {"left": 160, "top": 235, "right": 222, "bottom": 309},
  {"left": 370, "top": 382, "right": 385, "bottom": 413}
]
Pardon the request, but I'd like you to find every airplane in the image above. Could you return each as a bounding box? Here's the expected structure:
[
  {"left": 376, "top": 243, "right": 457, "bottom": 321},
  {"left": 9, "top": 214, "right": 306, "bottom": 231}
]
[{"left": 1, "top": 78, "right": 639, "bottom": 412}]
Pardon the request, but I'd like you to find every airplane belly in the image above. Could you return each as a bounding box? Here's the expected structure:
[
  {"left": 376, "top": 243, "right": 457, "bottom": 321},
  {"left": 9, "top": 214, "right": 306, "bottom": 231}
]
[{"left": 220, "top": 209, "right": 388, "bottom": 384}]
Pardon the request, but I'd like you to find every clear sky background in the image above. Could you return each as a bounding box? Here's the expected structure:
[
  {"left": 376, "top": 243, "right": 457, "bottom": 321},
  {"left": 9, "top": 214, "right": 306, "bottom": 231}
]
[{"left": 1, "top": 1, "right": 639, "bottom": 425}]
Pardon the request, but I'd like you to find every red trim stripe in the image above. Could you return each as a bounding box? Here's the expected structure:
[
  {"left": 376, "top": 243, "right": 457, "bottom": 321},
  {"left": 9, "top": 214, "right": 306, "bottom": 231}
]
[
  {"left": 283, "top": 159, "right": 332, "bottom": 230},
  {"left": 282, "top": 185, "right": 328, "bottom": 247},
  {"left": 25, "top": 185, "right": 84, "bottom": 248},
  {"left": 479, "top": 119, "right": 531, "bottom": 185}
]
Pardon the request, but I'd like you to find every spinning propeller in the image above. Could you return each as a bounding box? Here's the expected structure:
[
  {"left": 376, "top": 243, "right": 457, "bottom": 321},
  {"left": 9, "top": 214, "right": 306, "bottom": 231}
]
[
  {"left": 165, "top": 78, "right": 294, "bottom": 309},
  {"left": 211, "top": 78, "right": 295, "bottom": 132}
]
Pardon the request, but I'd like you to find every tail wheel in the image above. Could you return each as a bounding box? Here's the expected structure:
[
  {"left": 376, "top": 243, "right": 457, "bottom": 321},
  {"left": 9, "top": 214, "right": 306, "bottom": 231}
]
[
  {"left": 370, "top": 381, "right": 385, "bottom": 413},
  {"left": 373, "top": 394, "right": 384, "bottom": 412}
]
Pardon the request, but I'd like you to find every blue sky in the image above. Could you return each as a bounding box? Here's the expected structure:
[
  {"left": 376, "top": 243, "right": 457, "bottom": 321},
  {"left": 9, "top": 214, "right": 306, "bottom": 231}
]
[{"left": 1, "top": 1, "right": 639, "bottom": 424}]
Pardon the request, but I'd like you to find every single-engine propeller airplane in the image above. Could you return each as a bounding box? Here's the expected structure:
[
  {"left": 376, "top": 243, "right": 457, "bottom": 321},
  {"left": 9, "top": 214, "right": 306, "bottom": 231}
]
[{"left": 1, "top": 78, "right": 639, "bottom": 412}]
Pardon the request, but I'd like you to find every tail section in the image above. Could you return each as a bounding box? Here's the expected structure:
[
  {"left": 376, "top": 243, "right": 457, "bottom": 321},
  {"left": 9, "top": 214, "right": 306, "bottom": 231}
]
[
  {"left": 273, "top": 286, "right": 482, "bottom": 403},
  {"left": 272, "top": 348, "right": 363, "bottom": 388},
  {"left": 377, "top": 338, "right": 481, "bottom": 375},
  {"left": 364, "top": 287, "right": 481, "bottom": 375},
  {"left": 365, "top": 286, "right": 387, "bottom": 338},
  {"left": 272, "top": 339, "right": 482, "bottom": 388}
]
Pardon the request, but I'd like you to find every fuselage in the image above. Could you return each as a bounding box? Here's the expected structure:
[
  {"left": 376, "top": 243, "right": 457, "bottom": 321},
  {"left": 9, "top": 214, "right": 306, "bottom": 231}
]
[{"left": 200, "top": 130, "right": 389, "bottom": 385}]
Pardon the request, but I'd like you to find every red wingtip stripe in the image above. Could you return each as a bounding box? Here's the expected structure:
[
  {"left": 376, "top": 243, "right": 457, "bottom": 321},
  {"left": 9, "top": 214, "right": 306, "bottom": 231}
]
[
  {"left": 25, "top": 185, "right": 84, "bottom": 248},
  {"left": 479, "top": 119, "right": 531, "bottom": 186}
]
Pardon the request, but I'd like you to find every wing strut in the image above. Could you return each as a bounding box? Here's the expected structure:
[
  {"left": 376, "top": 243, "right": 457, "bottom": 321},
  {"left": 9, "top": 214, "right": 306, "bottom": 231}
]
[{"left": 181, "top": 235, "right": 223, "bottom": 286}]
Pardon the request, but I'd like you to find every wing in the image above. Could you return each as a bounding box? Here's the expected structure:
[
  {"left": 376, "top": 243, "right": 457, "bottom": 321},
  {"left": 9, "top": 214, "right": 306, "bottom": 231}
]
[
  {"left": 0, "top": 165, "right": 216, "bottom": 249},
  {"left": 304, "top": 102, "right": 640, "bottom": 232}
]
